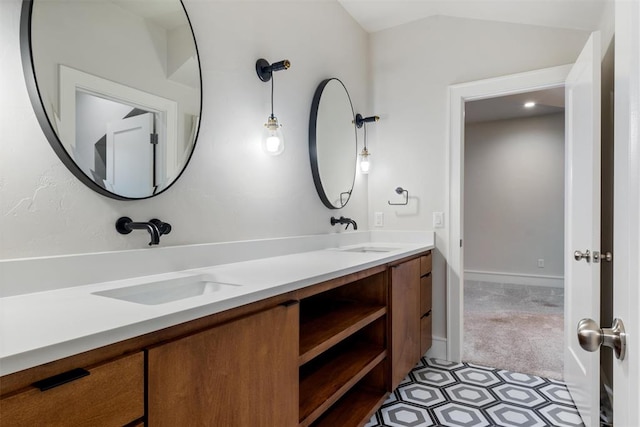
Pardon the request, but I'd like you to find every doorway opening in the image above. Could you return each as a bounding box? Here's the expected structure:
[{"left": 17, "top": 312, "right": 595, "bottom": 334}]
[
  {"left": 461, "top": 88, "right": 566, "bottom": 380},
  {"left": 446, "top": 64, "right": 571, "bottom": 366}
]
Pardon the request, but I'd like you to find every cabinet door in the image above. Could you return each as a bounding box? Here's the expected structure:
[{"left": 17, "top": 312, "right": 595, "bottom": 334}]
[
  {"left": 420, "top": 312, "right": 433, "bottom": 355},
  {"left": 390, "top": 258, "right": 421, "bottom": 390},
  {"left": 147, "top": 302, "right": 299, "bottom": 427}
]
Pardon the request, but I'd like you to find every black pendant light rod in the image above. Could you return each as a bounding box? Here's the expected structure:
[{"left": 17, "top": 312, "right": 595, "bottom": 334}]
[{"left": 270, "top": 75, "right": 275, "bottom": 118}]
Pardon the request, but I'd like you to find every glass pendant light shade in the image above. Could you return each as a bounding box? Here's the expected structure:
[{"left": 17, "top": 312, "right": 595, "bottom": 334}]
[
  {"left": 263, "top": 115, "right": 284, "bottom": 155},
  {"left": 359, "top": 147, "right": 370, "bottom": 174}
]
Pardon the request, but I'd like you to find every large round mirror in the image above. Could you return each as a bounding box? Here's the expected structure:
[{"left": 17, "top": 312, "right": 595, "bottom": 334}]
[
  {"left": 20, "top": 0, "right": 202, "bottom": 200},
  {"left": 309, "top": 78, "right": 357, "bottom": 209}
]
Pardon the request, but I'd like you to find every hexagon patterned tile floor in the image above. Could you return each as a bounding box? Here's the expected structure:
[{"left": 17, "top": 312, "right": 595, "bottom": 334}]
[{"left": 367, "top": 358, "right": 584, "bottom": 427}]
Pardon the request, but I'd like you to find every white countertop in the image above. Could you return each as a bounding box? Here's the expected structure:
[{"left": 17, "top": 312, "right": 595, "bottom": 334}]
[{"left": 0, "top": 239, "right": 433, "bottom": 376}]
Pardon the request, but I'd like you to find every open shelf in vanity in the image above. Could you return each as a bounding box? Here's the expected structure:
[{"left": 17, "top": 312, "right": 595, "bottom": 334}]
[{"left": 297, "top": 269, "right": 389, "bottom": 427}]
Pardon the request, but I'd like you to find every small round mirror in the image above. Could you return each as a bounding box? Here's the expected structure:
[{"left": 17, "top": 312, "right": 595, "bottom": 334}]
[
  {"left": 309, "top": 78, "right": 357, "bottom": 209},
  {"left": 21, "top": 0, "right": 202, "bottom": 200}
]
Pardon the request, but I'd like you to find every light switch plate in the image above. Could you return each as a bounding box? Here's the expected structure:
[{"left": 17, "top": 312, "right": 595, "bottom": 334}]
[
  {"left": 374, "top": 212, "right": 384, "bottom": 227},
  {"left": 433, "top": 212, "right": 444, "bottom": 228}
]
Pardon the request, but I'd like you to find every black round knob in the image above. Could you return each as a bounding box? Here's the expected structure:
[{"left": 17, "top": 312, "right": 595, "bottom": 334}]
[{"left": 115, "top": 217, "right": 133, "bottom": 235}]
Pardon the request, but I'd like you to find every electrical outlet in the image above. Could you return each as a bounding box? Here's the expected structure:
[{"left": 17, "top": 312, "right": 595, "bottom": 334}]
[
  {"left": 374, "top": 212, "right": 384, "bottom": 227},
  {"left": 538, "top": 259, "right": 545, "bottom": 268}
]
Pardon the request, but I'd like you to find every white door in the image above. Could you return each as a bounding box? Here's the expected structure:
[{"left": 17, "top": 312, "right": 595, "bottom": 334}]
[
  {"left": 612, "top": 0, "right": 640, "bottom": 424},
  {"left": 564, "top": 32, "right": 601, "bottom": 427},
  {"left": 106, "top": 113, "right": 155, "bottom": 198}
]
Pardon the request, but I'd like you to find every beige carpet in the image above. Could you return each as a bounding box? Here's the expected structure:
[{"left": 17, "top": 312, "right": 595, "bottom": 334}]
[{"left": 463, "top": 311, "right": 564, "bottom": 380}]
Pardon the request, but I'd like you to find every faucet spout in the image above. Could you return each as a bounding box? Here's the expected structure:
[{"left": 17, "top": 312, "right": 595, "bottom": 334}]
[
  {"left": 128, "top": 221, "right": 161, "bottom": 245},
  {"left": 330, "top": 216, "right": 358, "bottom": 231},
  {"left": 116, "top": 217, "right": 168, "bottom": 246}
]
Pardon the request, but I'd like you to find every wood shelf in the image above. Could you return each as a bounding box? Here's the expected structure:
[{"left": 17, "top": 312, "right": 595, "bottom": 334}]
[
  {"left": 299, "top": 301, "right": 386, "bottom": 365},
  {"left": 311, "top": 386, "right": 389, "bottom": 427},
  {"left": 299, "top": 344, "right": 386, "bottom": 427}
]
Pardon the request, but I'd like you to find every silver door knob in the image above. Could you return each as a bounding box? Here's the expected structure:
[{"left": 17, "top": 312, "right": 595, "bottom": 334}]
[
  {"left": 574, "top": 249, "right": 591, "bottom": 262},
  {"left": 577, "top": 318, "right": 626, "bottom": 360}
]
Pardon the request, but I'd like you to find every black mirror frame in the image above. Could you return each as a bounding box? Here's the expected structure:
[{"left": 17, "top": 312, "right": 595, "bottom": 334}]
[
  {"left": 19, "top": 0, "right": 203, "bottom": 200},
  {"left": 308, "top": 78, "right": 357, "bottom": 210}
]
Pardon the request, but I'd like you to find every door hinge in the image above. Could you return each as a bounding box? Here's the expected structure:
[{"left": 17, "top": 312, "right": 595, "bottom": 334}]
[
  {"left": 460, "top": 239, "right": 463, "bottom": 248},
  {"left": 150, "top": 133, "right": 158, "bottom": 144}
]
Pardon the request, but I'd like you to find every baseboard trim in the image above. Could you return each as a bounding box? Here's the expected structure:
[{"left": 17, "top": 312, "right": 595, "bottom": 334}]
[
  {"left": 465, "top": 270, "right": 564, "bottom": 288},
  {"left": 423, "top": 336, "right": 447, "bottom": 361}
]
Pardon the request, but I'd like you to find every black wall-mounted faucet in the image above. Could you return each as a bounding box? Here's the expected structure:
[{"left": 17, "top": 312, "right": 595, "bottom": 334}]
[
  {"left": 331, "top": 216, "right": 358, "bottom": 231},
  {"left": 116, "top": 217, "right": 171, "bottom": 246}
]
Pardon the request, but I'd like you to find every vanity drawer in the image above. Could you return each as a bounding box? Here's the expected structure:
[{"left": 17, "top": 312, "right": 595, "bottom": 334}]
[
  {"left": 0, "top": 352, "right": 144, "bottom": 427},
  {"left": 420, "top": 252, "right": 432, "bottom": 276},
  {"left": 420, "top": 274, "right": 432, "bottom": 316},
  {"left": 420, "top": 312, "right": 433, "bottom": 355}
]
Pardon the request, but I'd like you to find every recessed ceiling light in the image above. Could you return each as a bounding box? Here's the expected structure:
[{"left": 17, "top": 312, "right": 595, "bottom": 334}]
[{"left": 524, "top": 101, "right": 536, "bottom": 108}]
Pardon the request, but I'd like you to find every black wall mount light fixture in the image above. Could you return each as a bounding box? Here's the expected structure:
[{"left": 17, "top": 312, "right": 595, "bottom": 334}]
[
  {"left": 255, "top": 59, "right": 290, "bottom": 82},
  {"left": 256, "top": 58, "right": 291, "bottom": 155},
  {"left": 355, "top": 113, "right": 379, "bottom": 128},
  {"left": 354, "top": 113, "right": 379, "bottom": 174}
]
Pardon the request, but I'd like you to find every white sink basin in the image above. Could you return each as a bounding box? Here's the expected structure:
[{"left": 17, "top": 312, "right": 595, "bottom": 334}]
[
  {"left": 341, "top": 246, "right": 398, "bottom": 253},
  {"left": 93, "top": 274, "right": 241, "bottom": 305}
]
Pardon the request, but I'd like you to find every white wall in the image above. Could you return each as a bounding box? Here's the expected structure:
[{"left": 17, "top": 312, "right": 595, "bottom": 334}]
[
  {"left": 369, "top": 15, "right": 589, "bottom": 343},
  {"left": 464, "top": 113, "right": 565, "bottom": 280},
  {"left": 0, "top": 0, "right": 369, "bottom": 259}
]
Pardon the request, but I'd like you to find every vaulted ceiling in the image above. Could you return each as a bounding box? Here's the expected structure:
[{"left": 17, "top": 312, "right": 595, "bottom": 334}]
[{"left": 338, "top": 0, "right": 609, "bottom": 33}]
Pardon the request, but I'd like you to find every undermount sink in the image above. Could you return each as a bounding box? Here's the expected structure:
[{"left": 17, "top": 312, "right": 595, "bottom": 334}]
[
  {"left": 93, "top": 274, "right": 240, "bottom": 305},
  {"left": 341, "top": 246, "right": 398, "bottom": 253}
]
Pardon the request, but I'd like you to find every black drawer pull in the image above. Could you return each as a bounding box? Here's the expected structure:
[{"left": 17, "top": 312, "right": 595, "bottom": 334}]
[
  {"left": 421, "top": 272, "right": 432, "bottom": 279},
  {"left": 421, "top": 310, "right": 432, "bottom": 319},
  {"left": 33, "top": 368, "right": 90, "bottom": 391},
  {"left": 281, "top": 300, "right": 299, "bottom": 307}
]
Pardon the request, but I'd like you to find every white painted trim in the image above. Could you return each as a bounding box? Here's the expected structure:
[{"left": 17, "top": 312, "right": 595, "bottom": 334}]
[
  {"left": 58, "top": 65, "right": 178, "bottom": 180},
  {"left": 447, "top": 64, "right": 572, "bottom": 362},
  {"left": 424, "top": 336, "right": 447, "bottom": 361},
  {"left": 464, "top": 270, "right": 564, "bottom": 288},
  {"left": 612, "top": 0, "right": 640, "bottom": 422}
]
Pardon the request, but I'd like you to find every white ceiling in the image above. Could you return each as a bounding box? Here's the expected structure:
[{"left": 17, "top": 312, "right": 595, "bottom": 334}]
[
  {"left": 465, "top": 87, "right": 565, "bottom": 123},
  {"left": 338, "top": 0, "right": 608, "bottom": 33}
]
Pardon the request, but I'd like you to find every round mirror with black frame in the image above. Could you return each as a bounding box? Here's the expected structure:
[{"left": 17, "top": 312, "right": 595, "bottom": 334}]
[
  {"left": 20, "top": 0, "right": 202, "bottom": 200},
  {"left": 309, "top": 78, "right": 358, "bottom": 209}
]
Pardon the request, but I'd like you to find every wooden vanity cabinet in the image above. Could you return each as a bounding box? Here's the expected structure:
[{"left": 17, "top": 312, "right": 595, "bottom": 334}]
[
  {"left": 389, "top": 257, "right": 421, "bottom": 390},
  {"left": 0, "top": 352, "right": 144, "bottom": 427},
  {"left": 1, "top": 249, "right": 434, "bottom": 427},
  {"left": 147, "top": 302, "right": 299, "bottom": 427}
]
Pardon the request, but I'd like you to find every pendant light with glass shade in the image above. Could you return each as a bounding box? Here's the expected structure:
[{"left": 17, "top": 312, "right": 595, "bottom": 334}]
[
  {"left": 355, "top": 113, "right": 379, "bottom": 174},
  {"left": 256, "top": 58, "right": 290, "bottom": 155}
]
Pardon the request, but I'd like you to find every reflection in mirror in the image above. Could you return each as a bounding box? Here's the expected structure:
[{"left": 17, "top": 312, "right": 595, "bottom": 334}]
[
  {"left": 21, "top": 0, "right": 202, "bottom": 199},
  {"left": 309, "top": 78, "right": 358, "bottom": 209}
]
